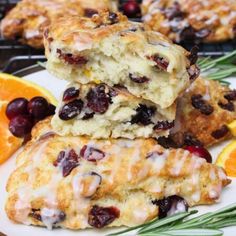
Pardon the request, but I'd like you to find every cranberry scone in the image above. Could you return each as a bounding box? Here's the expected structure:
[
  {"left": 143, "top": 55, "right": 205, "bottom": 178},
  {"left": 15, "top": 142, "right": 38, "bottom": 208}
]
[
  {"left": 6, "top": 119, "right": 230, "bottom": 230},
  {"left": 44, "top": 11, "right": 199, "bottom": 108},
  {"left": 0, "top": 0, "right": 117, "bottom": 48},
  {"left": 51, "top": 83, "right": 176, "bottom": 139},
  {"left": 142, "top": 0, "right": 236, "bottom": 43},
  {"left": 158, "top": 77, "right": 236, "bottom": 148}
]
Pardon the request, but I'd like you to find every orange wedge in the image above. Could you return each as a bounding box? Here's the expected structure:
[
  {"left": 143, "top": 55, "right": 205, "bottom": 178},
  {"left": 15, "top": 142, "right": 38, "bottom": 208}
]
[
  {"left": 0, "top": 102, "right": 22, "bottom": 164},
  {"left": 0, "top": 72, "right": 57, "bottom": 105},
  {"left": 216, "top": 140, "right": 236, "bottom": 177},
  {"left": 227, "top": 120, "right": 236, "bottom": 137},
  {"left": 0, "top": 73, "right": 57, "bottom": 164}
]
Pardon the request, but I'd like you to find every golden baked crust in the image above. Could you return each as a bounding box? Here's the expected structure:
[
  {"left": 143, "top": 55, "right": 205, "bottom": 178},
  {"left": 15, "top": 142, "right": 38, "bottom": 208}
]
[
  {"left": 142, "top": 0, "right": 236, "bottom": 43},
  {"left": 0, "top": 0, "right": 117, "bottom": 48},
  {"left": 44, "top": 11, "right": 199, "bottom": 108},
  {"left": 171, "top": 77, "right": 236, "bottom": 147},
  {"left": 51, "top": 83, "right": 177, "bottom": 139},
  {"left": 6, "top": 119, "right": 230, "bottom": 230}
]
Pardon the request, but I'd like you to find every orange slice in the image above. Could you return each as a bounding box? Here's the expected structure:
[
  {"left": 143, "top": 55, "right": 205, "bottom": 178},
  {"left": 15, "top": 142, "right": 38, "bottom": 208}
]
[
  {"left": 216, "top": 140, "right": 236, "bottom": 177},
  {"left": 0, "top": 102, "right": 22, "bottom": 164},
  {"left": 0, "top": 72, "right": 57, "bottom": 105},
  {"left": 227, "top": 120, "right": 236, "bottom": 137},
  {"left": 0, "top": 73, "right": 57, "bottom": 164}
]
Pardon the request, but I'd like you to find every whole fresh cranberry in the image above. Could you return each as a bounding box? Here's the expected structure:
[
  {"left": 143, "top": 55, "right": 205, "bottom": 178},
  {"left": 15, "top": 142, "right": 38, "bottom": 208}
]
[
  {"left": 28, "top": 96, "right": 49, "bottom": 120},
  {"left": 184, "top": 146, "right": 212, "bottom": 163},
  {"left": 122, "top": 1, "right": 141, "bottom": 18},
  {"left": 6, "top": 98, "right": 29, "bottom": 119},
  {"left": 9, "top": 115, "right": 33, "bottom": 138}
]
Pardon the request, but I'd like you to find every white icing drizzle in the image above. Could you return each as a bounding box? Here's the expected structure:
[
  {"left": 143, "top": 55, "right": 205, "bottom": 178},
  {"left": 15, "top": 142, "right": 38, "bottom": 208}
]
[
  {"left": 167, "top": 201, "right": 186, "bottom": 216},
  {"left": 191, "top": 191, "right": 201, "bottom": 202},
  {"left": 202, "top": 79, "right": 211, "bottom": 101},
  {"left": 127, "top": 146, "right": 141, "bottom": 180},
  {"left": 108, "top": 145, "right": 122, "bottom": 184},
  {"left": 14, "top": 187, "right": 31, "bottom": 225},
  {"left": 133, "top": 209, "right": 148, "bottom": 223},
  {"left": 210, "top": 167, "right": 216, "bottom": 181},
  {"left": 40, "top": 208, "right": 62, "bottom": 230},
  {"left": 218, "top": 168, "right": 227, "bottom": 180},
  {"left": 15, "top": 140, "right": 50, "bottom": 223},
  {"left": 149, "top": 150, "right": 169, "bottom": 173},
  {"left": 171, "top": 150, "right": 188, "bottom": 176}
]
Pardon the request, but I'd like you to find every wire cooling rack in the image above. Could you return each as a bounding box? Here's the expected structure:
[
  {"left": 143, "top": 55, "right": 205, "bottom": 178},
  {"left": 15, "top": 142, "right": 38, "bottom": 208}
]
[{"left": 0, "top": 0, "right": 236, "bottom": 73}]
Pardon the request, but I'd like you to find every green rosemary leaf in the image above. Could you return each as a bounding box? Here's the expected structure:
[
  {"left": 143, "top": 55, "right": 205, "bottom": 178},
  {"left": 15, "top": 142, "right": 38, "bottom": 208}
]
[{"left": 160, "top": 229, "right": 223, "bottom": 236}]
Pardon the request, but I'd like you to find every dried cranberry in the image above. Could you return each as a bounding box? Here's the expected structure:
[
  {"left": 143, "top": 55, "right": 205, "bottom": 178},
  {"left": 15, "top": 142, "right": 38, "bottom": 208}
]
[
  {"left": 179, "top": 25, "right": 196, "bottom": 42},
  {"left": 152, "top": 195, "right": 188, "bottom": 218},
  {"left": 157, "top": 136, "right": 179, "bottom": 149},
  {"left": 224, "top": 90, "right": 236, "bottom": 101},
  {"left": 218, "top": 101, "right": 234, "bottom": 112},
  {"left": 82, "top": 112, "right": 95, "bottom": 120},
  {"left": 131, "top": 104, "right": 156, "bottom": 126},
  {"left": 191, "top": 94, "right": 214, "bottom": 115},
  {"left": 164, "top": 2, "right": 184, "bottom": 20},
  {"left": 62, "top": 87, "right": 80, "bottom": 102},
  {"left": 29, "top": 209, "right": 42, "bottom": 221},
  {"left": 88, "top": 205, "right": 120, "bottom": 228},
  {"left": 108, "top": 12, "right": 119, "bottom": 24},
  {"left": 57, "top": 49, "right": 88, "bottom": 65},
  {"left": 149, "top": 55, "right": 169, "bottom": 70},
  {"left": 59, "top": 99, "right": 84, "bottom": 120},
  {"left": 54, "top": 149, "right": 80, "bottom": 177},
  {"left": 183, "top": 133, "right": 203, "bottom": 147},
  {"left": 154, "top": 121, "right": 175, "bottom": 131},
  {"left": 195, "top": 29, "right": 211, "bottom": 39},
  {"left": 80, "top": 145, "right": 105, "bottom": 162},
  {"left": 129, "top": 73, "right": 150, "bottom": 83},
  {"left": 188, "top": 46, "right": 199, "bottom": 65},
  {"left": 211, "top": 125, "right": 229, "bottom": 139},
  {"left": 187, "top": 65, "right": 200, "bottom": 81},
  {"left": 184, "top": 145, "right": 212, "bottom": 163},
  {"left": 84, "top": 8, "right": 98, "bottom": 17},
  {"left": 86, "top": 85, "right": 109, "bottom": 114}
]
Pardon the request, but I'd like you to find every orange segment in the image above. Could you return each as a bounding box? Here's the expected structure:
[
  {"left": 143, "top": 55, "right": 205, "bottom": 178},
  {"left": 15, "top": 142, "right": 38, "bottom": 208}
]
[
  {"left": 0, "top": 102, "right": 22, "bottom": 164},
  {"left": 216, "top": 140, "right": 236, "bottom": 177},
  {"left": 0, "top": 72, "right": 57, "bottom": 105},
  {"left": 227, "top": 120, "right": 236, "bottom": 137},
  {"left": 0, "top": 72, "right": 57, "bottom": 164}
]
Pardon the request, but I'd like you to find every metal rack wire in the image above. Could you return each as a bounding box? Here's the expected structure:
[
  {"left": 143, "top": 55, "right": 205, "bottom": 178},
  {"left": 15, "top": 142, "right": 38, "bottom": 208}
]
[{"left": 0, "top": 0, "right": 236, "bottom": 73}]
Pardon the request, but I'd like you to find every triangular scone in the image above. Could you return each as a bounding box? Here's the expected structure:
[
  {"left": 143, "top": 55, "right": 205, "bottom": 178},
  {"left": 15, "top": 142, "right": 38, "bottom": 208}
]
[
  {"left": 51, "top": 83, "right": 176, "bottom": 139},
  {"left": 142, "top": 0, "right": 236, "bottom": 43},
  {"left": 169, "top": 77, "right": 236, "bottom": 147},
  {"left": 0, "top": 0, "right": 117, "bottom": 48},
  {"left": 44, "top": 11, "right": 199, "bottom": 108},
  {"left": 6, "top": 119, "right": 230, "bottom": 230}
]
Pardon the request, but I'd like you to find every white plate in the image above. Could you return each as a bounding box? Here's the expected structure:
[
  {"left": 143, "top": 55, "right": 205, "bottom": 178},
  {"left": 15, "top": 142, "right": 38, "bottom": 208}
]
[{"left": 0, "top": 70, "right": 236, "bottom": 236}]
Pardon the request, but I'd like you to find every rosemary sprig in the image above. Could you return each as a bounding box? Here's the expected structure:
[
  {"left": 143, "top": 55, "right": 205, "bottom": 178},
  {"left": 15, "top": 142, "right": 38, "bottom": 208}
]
[
  {"left": 198, "top": 50, "right": 236, "bottom": 85},
  {"left": 108, "top": 203, "right": 236, "bottom": 236}
]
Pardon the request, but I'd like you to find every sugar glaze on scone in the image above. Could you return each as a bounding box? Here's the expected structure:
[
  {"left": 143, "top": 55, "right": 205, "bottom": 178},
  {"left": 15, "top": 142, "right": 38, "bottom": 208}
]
[
  {"left": 51, "top": 83, "right": 176, "bottom": 138},
  {"left": 169, "top": 77, "right": 236, "bottom": 147},
  {"left": 6, "top": 119, "right": 230, "bottom": 230},
  {"left": 44, "top": 11, "right": 199, "bottom": 108},
  {"left": 0, "top": 0, "right": 117, "bottom": 48},
  {"left": 142, "top": 0, "right": 236, "bottom": 43}
]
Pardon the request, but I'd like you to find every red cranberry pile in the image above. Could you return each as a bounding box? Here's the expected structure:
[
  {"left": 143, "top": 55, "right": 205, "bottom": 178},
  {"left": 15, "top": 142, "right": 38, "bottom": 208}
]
[
  {"left": 121, "top": 0, "right": 141, "bottom": 18},
  {"left": 6, "top": 96, "right": 56, "bottom": 138}
]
